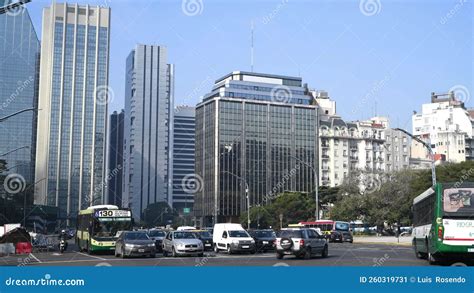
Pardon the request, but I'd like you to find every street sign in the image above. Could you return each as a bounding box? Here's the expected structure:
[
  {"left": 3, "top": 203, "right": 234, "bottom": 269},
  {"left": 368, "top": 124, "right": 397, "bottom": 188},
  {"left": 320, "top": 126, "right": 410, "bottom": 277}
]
[{"left": 183, "top": 208, "right": 190, "bottom": 214}]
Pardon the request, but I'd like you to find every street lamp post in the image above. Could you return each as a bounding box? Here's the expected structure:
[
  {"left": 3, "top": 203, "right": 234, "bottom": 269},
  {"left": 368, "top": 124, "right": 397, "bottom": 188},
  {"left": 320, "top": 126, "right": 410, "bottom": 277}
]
[
  {"left": 223, "top": 170, "right": 250, "bottom": 229},
  {"left": 394, "top": 128, "right": 436, "bottom": 186},
  {"left": 290, "top": 155, "right": 319, "bottom": 220}
]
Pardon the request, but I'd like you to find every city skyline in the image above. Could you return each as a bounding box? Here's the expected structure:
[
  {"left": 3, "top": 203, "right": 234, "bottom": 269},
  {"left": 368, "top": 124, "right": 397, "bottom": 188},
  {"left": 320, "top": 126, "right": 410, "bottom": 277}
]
[{"left": 25, "top": 0, "right": 472, "bottom": 131}]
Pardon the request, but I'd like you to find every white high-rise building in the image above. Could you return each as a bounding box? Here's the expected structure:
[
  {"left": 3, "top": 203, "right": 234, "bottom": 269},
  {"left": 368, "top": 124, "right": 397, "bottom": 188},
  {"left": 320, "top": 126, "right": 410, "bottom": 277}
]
[
  {"left": 123, "top": 45, "right": 174, "bottom": 221},
  {"left": 34, "top": 3, "right": 110, "bottom": 225},
  {"left": 412, "top": 92, "right": 473, "bottom": 163}
]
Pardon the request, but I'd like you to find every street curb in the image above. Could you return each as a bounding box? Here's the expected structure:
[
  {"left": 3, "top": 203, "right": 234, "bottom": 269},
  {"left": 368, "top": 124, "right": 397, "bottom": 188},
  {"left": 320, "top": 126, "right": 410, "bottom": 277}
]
[{"left": 353, "top": 241, "right": 411, "bottom": 247}]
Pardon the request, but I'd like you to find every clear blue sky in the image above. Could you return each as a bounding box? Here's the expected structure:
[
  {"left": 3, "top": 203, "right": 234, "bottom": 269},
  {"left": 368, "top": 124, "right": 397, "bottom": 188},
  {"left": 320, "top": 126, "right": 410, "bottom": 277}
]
[{"left": 27, "top": 0, "right": 472, "bottom": 130}]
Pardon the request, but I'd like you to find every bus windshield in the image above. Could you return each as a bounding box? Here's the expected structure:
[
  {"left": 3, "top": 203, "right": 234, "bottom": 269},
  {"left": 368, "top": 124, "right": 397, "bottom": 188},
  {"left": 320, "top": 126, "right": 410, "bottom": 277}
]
[
  {"left": 443, "top": 188, "right": 474, "bottom": 215},
  {"left": 93, "top": 218, "right": 132, "bottom": 238},
  {"left": 335, "top": 222, "right": 350, "bottom": 231}
]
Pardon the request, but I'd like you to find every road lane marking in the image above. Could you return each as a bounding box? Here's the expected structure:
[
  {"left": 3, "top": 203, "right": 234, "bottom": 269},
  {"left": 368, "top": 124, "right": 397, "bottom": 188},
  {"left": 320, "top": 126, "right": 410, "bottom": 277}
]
[
  {"left": 77, "top": 252, "right": 106, "bottom": 260},
  {"left": 29, "top": 253, "right": 42, "bottom": 263}
]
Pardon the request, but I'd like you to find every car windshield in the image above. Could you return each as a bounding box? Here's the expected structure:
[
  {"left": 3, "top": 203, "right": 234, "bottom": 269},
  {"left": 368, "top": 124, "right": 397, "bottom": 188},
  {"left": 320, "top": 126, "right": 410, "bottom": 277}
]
[
  {"left": 148, "top": 230, "right": 165, "bottom": 237},
  {"left": 335, "top": 222, "right": 350, "bottom": 231},
  {"left": 198, "top": 231, "right": 212, "bottom": 238},
  {"left": 174, "top": 232, "right": 196, "bottom": 239},
  {"left": 124, "top": 232, "right": 149, "bottom": 240},
  {"left": 229, "top": 230, "right": 249, "bottom": 237},
  {"left": 254, "top": 230, "right": 276, "bottom": 238},
  {"left": 443, "top": 188, "right": 474, "bottom": 215},
  {"left": 278, "top": 230, "right": 303, "bottom": 238}
]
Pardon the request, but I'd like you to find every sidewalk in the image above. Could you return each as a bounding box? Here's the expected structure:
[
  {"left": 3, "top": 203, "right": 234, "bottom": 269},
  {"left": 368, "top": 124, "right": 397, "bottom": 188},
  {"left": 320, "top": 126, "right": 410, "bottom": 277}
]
[{"left": 353, "top": 236, "right": 412, "bottom": 246}]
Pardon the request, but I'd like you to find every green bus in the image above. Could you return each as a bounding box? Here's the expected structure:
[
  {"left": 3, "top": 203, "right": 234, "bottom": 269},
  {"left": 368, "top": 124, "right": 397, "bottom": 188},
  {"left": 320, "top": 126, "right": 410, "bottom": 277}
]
[
  {"left": 76, "top": 205, "right": 133, "bottom": 253},
  {"left": 412, "top": 182, "right": 474, "bottom": 264}
]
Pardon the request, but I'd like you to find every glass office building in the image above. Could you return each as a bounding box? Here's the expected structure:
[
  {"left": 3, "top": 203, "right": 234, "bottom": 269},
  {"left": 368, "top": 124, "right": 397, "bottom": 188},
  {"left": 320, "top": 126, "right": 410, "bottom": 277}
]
[
  {"left": 107, "top": 110, "right": 124, "bottom": 206},
  {"left": 34, "top": 3, "right": 110, "bottom": 225},
  {"left": 195, "top": 72, "right": 318, "bottom": 226},
  {"left": 172, "top": 106, "right": 195, "bottom": 213},
  {"left": 123, "top": 45, "right": 174, "bottom": 221},
  {"left": 0, "top": 4, "right": 39, "bottom": 183}
]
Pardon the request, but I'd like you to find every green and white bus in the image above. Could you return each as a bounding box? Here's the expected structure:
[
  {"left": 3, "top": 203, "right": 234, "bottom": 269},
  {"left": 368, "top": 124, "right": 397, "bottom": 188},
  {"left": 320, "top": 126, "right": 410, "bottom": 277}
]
[
  {"left": 412, "top": 182, "right": 474, "bottom": 264},
  {"left": 76, "top": 205, "right": 133, "bottom": 253}
]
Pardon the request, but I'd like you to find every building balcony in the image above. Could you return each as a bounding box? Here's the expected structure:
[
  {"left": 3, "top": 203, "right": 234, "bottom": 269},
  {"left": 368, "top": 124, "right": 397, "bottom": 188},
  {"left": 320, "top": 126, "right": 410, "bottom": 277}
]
[
  {"left": 321, "top": 166, "right": 330, "bottom": 171},
  {"left": 322, "top": 154, "right": 330, "bottom": 159}
]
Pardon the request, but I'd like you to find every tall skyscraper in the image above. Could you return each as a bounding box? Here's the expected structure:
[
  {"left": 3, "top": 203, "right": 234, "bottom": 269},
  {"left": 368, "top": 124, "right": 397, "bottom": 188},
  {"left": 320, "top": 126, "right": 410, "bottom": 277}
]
[
  {"left": 172, "top": 106, "right": 195, "bottom": 213},
  {"left": 195, "top": 71, "right": 318, "bottom": 227},
  {"left": 34, "top": 3, "right": 111, "bottom": 225},
  {"left": 107, "top": 110, "right": 124, "bottom": 206},
  {"left": 123, "top": 44, "right": 174, "bottom": 221},
  {"left": 0, "top": 3, "right": 40, "bottom": 183}
]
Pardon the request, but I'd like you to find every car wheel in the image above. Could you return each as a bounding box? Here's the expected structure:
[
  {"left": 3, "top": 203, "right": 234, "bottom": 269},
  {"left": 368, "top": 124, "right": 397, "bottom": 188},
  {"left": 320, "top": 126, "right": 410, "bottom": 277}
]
[
  {"left": 163, "top": 249, "right": 168, "bottom": 257},
  {"left": 214, "top": 244, "right": 219, "bottom": 253},
  {"left": 276, "top": 252, "right": 284, "bottom": 259},
  {"left": 304, "top": 247, "right": 311, "bottom": 259},
  {"left": 149, "top": 253, "right": 155, "bottom": 258},
  {"left": 321, "top": 245, "right": 328, "bottom": 258},
  {"left": 121, "top": 248, "right": 126, "bottom": 259},
  {"left": 227, "top": 245, "right": 232, "bottom": 255},
  {"left": 172, "top": 247, "right": 177, "bottom": 257}
]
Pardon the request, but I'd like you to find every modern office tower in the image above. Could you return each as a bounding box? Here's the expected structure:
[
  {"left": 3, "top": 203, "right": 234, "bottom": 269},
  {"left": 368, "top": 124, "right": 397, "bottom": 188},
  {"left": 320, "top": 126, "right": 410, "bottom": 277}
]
[
  {"left": 123, "top": 44, "right": 174, "bottom": 221},
  {"left": 172, "top": 106, "right": 195, "bottom": 214},
  {"left": 0, "top": 4, "right": 39, "bottom": 183},
  {"left": 107, "top": 110, "right": 124, "bottom": 206},
  {"left": 195, "top": 71, "right": 318, "bottom": 227},
  {"left": 34, "top": 3, "right": 111, "bottom": 225},
  {"left": 412, "top": 92, "right": 473, "bottom": 164}
]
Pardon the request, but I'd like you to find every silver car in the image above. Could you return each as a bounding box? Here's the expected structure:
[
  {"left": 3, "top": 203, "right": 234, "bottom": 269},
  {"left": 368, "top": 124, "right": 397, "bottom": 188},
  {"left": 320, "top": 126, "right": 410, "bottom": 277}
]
[
  {"left": 276, "top": 228, "right": 328, "bottom": 259},
  {"left": 162, "top": 231, "right": 204, "bottom": 257},
  {"left": 114, "top": 231, "right": 156, "bottom": 258}
]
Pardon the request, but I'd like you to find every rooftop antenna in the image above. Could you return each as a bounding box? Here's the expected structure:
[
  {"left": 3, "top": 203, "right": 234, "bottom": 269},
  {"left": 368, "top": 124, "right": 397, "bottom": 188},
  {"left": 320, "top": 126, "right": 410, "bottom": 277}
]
[{"left": 251, "top": 20, "right": 254, "bottom": 72}]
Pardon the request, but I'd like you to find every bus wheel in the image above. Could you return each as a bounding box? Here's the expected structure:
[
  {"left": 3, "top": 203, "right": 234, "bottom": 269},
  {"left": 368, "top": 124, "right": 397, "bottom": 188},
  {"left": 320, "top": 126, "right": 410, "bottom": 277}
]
[{"left": 428, "top": 252, "right": 438, "bottom": 265}]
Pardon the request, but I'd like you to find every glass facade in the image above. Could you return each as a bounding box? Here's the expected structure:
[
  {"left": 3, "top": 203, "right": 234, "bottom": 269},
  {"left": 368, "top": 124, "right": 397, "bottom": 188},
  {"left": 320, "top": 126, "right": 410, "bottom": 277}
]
[
  {"left": 0, "top": 7, "right": 39, "bottom": 183},
  {"left": 172, "top": 106, "right": 195, "bottom": 212},
  {"left": 36, "top": 4, "right": 110, "bottom": 225},
  {"left": 107, "top": 110, "right": 124, "bottom": 206},
  {"left": 195, "top": 72, "right": 318, "bottom": 226}
]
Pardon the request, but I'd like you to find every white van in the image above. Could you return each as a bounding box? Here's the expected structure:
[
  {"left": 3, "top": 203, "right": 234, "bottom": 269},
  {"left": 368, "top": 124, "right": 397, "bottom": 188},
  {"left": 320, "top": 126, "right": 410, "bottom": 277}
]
[{"left": 213, "top": 223, "right": 256, "bottom": 254}]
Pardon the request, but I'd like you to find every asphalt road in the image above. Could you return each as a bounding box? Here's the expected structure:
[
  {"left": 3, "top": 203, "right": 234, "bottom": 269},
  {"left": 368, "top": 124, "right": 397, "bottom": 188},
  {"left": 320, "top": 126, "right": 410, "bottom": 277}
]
[{"left": 3, "top": 243, "right": 466, "bottom": 267}]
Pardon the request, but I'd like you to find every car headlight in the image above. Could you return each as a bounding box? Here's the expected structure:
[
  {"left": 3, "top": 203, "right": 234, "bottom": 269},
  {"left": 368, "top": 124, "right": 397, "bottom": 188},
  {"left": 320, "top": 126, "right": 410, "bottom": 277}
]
[
  {"left": 232, "top": 240, "right": 239, "bottom": 245},
  {"left": 250, "top": 239, "right": 255, "bottom": 244},
  {"left": 177, "top": 244, "right": 185, "bottom": 249},
  {"left": 148, "top": 243, "right": 155, "bottom": 247},
  {"left": 125, "top": 243, "right": 134, "bottom": 248}
]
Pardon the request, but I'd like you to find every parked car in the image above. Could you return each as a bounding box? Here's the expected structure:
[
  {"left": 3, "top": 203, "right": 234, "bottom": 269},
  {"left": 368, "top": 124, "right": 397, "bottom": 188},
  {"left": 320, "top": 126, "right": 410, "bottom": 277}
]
[
  {"left": 213, "top": 223, "right": 256, "bottom": 254},
  {"left": 341, "top": 231, "right": 353, "bottom": 243},
  {"left": 114, "top": 231, "right": 156, "bottom": 258},
  {"left": 162, "top": 231, "right": 204, "bottom": 257},
  {"left": 248, "top": 229, "right": 276, "bottom": 252},
  {"left": 147, "top": 229, "right": 166, "bottom": 252},
  {"left": 193, "top": 230, "right": 213, "bottom": 251},
  {"left": 276, "top": 228, "right": 328, "bottom": 260},
  {"left": 203, "top": 227, "right": 214, "bottom": 236}
]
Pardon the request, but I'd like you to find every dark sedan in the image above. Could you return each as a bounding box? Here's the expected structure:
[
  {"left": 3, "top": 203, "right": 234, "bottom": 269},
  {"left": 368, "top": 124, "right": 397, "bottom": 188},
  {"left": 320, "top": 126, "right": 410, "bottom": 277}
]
[
  {"left": 193, "top": 230, "right": 213, "bottom": 251},
  {"left": 115, "top": 231, "right": 156, "bottom": 258},
  {"left": 248, "top": 229, "right": 276, "bottom": 252},
  {"left": 330, "top": 231, "right": 353, "bottom": 243}
]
